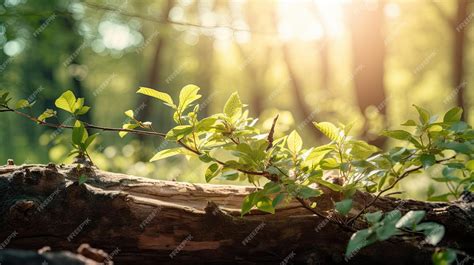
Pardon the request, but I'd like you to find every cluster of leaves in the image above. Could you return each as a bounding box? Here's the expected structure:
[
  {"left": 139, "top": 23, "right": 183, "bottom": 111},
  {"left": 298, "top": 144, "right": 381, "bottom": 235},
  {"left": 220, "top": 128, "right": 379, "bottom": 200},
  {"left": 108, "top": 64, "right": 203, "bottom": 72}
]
[
  {"left": 346, "top": 210, "right": 444, "bottom": 258},
  {"left": 53, "top": 91, "right": 97, "bottom": 159},
  {"left": 1, "top": 86, "right": 472, "bottom": 265}
]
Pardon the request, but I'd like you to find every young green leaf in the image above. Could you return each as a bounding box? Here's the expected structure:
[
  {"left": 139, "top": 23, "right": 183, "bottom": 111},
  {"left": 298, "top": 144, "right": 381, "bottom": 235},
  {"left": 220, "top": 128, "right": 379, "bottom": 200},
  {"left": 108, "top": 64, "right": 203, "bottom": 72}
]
[
  {"left": 137, "top": 87, "right": 174, "bottom": 106},
  {"left": 119, "top": 123, "right": 139, "bottom": 138},
  {"left": 149, "top": 148, "right": 183, "bottom": 162},
  {"left": 72, "top": 120, "right": 88, "bottom": 147},
  {"left": 256, "top": 197, "right": 275, "bottom": 214},
  {"left": 413, "top": 104, "right": 430, "bottom": 124},
  {"left": 205, "top": 163, "right": 220, "bottom": 182},
  {"left": 15, "top": 99, "right": 31, "bottom": 109},
  {"left": 78, "top": 175, "right": 88, "bottom": 185},
  {"left": 241, "top": 192, "right": 260, "bottom": 216},
  {"left": 443, "top": 107, "right": 463, "bottom": 123},
  {"left": 223, "top": 92, "right": 242, "bottom": 120},
  {"left": 287, "top": 130, "right": 303, "bottom": 154},
  {"left": 314, "top": 122, "right": 340, "bottom": 141},
  {"left": 165, "top": 125, "right": 193, "bottom": 141},
  {"left": 124, "top": 110, "right": 135, "bottom": 119},
  {"left": 37, "top": 109, "right": 56, "bottom": 122},
  {"left": 55, "top": 90, "right": 77, "bottom": 113},
  {"left": 178, "top": 84, "right": 201, "bottom": 111}
]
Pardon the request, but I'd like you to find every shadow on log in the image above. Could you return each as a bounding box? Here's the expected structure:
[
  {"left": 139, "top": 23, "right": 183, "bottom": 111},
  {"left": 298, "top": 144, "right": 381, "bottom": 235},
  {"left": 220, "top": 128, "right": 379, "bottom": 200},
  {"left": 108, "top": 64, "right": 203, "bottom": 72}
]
[{"left": 0, "top": 164, "right": 472, "bottom": 264}]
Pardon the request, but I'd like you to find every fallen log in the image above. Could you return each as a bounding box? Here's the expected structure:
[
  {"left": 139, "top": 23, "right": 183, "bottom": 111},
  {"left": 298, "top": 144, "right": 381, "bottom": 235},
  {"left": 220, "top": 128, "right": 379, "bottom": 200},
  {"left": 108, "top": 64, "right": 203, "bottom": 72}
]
[{"left": 0, "top": 163, "right": 472, "bottom": 264}]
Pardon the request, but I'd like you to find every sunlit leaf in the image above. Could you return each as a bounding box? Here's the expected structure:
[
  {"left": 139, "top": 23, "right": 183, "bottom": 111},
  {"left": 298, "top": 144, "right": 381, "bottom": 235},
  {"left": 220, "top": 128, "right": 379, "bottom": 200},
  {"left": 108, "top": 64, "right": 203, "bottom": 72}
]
[
  {"left": 396, "top": 210, "right": 426, "bottom": 229},
  {"left": 178, "top": 84, "right": 201, "bottom": 111},
  {"left": 137, "top": 87, "right": 174, "bottom": 106},
  {"left": 287, "top": 130, "right": 303, "bottom": 154},
  {"left": 55, "top": 90, "right": 76, "bottom": 113},
  {"left": 443, "top": 107, "right": 463, "bottom": 123},
  {"left": 223, "top": 92, "right": 242, "bottom": 120},
  {"left": 149, "top": 148, "right": 183, "bottom": 162},
  {"left": 37, "top": 109, "right": 56, "bottom": 122},
  {"left": 314, "top": 122, "right": 340, "bottom": 141}
]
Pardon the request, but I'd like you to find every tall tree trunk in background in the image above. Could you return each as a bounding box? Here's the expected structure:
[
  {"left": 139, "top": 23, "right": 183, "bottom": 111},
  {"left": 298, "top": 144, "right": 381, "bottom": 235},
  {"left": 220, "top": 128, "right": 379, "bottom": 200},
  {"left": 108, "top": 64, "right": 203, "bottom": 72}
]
[
  {"left": 138, "top": 0, "right": 173, "bottom": 129},
  {"left": 453, "top": 0, "right": 469, "bottom": 121},
  {"left": 347, "top": 1, "right": 387, "bottom": 148},
  {"left": 432, "top": 0, "right": 470, "bottom": 121}
]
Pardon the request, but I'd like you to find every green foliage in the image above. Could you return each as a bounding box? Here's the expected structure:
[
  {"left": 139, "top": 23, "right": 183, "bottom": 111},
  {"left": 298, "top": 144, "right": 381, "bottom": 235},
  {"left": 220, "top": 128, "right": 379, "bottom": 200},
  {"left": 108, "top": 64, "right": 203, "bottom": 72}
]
[
  {"left": 55, "top": 90, "right": 90, "bottom": 115},
  {"left": 346, "top": 210, "right": 444, "bottom": 258},
  {"left": 4, "top": 85, "right": 473, "bottom": 265}
]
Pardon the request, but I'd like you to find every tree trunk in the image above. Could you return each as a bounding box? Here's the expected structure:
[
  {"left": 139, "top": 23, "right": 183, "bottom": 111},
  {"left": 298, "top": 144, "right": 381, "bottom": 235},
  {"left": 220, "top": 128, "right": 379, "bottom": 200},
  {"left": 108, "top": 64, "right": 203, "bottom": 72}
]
[
  {"left": 453, "top": 0, "right": 469, "bottom": 121},
  {"left": 0, "top": 164, "right": 472, "bottom": 264},
  {"left": 346, "top": 1, "right": 387, "bottom": 148}
]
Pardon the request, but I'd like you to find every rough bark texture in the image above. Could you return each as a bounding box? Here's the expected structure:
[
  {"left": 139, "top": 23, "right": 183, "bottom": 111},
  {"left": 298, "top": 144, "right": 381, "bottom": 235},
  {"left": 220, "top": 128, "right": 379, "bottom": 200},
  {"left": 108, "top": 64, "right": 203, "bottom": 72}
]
[{"left": 0, "top": 163, "right": 472, "bottom": 265}]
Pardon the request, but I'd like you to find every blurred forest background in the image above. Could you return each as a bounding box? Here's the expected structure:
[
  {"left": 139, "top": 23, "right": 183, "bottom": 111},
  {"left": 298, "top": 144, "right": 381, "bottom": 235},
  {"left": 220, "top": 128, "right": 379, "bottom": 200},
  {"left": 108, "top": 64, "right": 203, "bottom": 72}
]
[{"left": 0, "top": 0, "right": 473, "bottom": 197}]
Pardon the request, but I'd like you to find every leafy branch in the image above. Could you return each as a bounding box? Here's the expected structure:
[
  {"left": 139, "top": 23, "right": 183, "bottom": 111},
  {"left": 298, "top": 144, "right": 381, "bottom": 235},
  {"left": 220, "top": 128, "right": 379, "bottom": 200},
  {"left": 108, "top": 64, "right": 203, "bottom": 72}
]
[{"left": 1, "top": 87, "right": 472, "bottom": 265}]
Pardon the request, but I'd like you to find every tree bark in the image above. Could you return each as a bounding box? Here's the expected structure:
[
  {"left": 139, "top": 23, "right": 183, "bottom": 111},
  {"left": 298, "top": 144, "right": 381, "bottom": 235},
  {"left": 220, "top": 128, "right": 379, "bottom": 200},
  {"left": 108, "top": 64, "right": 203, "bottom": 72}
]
[{"left": 0, "top": 164, "right": 472, "bottom": 265}]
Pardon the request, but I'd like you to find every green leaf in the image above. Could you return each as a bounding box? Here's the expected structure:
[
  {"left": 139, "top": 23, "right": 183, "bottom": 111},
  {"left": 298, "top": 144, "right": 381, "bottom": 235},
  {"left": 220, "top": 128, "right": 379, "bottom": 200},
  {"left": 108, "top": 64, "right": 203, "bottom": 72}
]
[
  {"left": 314, "top": 122, "right": 340, "bottom": 141},
  {"left": 415, "top": 222, "right": 445, "bottom": 245},
  {"left": 256, "top": 197, "right": 275, "bottom": 214},
  {"left": 297, "top": 186, "right": 321, "bottom": 199},
  {"left": 15, "top": 99, "right": 30, "bottom": 109},
  {"left": 78, "top": 175, "right": 87, "bottom": 185},
  {"left": 119, "top": 123, "right": 139, "bottom": 138},
  {"left": 413, "top": 104, "right": 430, "bottom": 124},
  {"left": 401, "top": 119, "right": 417, "bottom": 126},
  {"left": 364, "top": 211, "right": 383, "bottom": 225},
  {"left": 72, "top": 121, "right": 88, "bottom": 147},
  {"left": 223, "top": 92, "right": 242, "bottom": 120},
  {"left": 263, "top": 182, "right": 281, "bottom": 194},
  {"left": 312, "top": 178, "right": 343, "bottom": 192},
  {"left": 196, "top": 116, "right": 217, "bottom": 131},
  {"left": 272, "top": 193, "right": 286, "bottom": 208},
  {"left": 345, "top": 229, "right": 376, "bottom": 258},
  {"left": 137, "top": 87, "right": 174, "bottom": 106},
  {"left": 443, "top": 107, "right": 463, "bottom": 123},
  {"left": 420, "top": 154, "right": 436, "bottom": 169},
  {"left": 349, "top": 140, "right": 379, "bottom": 159},
  {"left": 205, "top": 163, "right": 220, "bottom": 182},
  {"left": 335, "top": 199, "right": 352, "bottom": 216},
  {"left": 375, "top": 210, "right": 401, "bottom": 241},
  {"left": 287, "top": 130, "right": 303, "bottom": 154},
  {"left": 149, "top": 148, "right": 183, "bottom": 162},
  {"left": 382, "top": 130, "right": 412, "bottom": 141},
  {"left": 165, "top": 125, "right": 193, "bottom": 141},
  {"left": 178, "top": 84, "right": 201, "bottom": 111},
  {"left": 432, "top": 249, "right": 456, "bottom": 265},
  {"left": 396, "top": 210, "right": 426, "bottom": 229},
  {"left": 55, "top": 90, "right": 77, "bottom": 113},
  {"left": 75, "top": 106, "right": 90, "bottom": 115},
  {"left": 241, "top": 192, "right": 260, "bottom": 216},
  {"left": 84, "top": 133, "right": 98, "bottom": 149},
  {"left": 124, "top": 110, "right": 135, "bottom": 119},
  {"left": 37, "top": 109, "right": 56, "bottom": 122}
]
